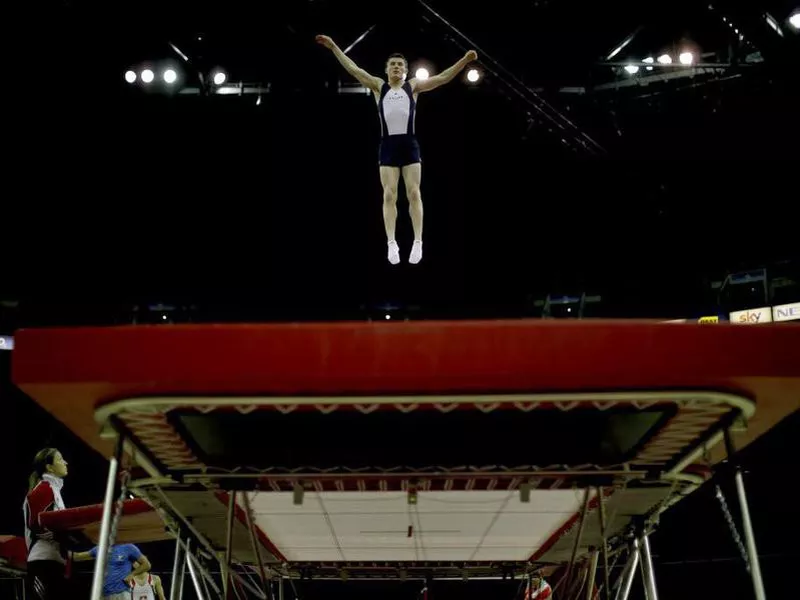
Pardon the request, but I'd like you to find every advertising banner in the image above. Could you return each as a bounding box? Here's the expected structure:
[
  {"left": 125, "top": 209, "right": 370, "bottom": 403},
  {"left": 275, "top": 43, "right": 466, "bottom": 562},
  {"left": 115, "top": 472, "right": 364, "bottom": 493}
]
[
  {"left": 697, "top": 316, "right": 720, "bottom": 323},
  {"left": 729, "top": 307, "right": 773, "bottom": 324},
  {"left": 772, "top": 302, "right": 800, "bottom": 323}
]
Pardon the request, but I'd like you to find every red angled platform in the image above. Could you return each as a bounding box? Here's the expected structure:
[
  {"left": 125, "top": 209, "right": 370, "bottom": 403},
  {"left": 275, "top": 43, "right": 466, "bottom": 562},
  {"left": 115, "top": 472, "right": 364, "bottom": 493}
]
[
  {"left": 39, "top": 499, "right": 169, "bottom": 545},
  {"left": 9, "top": 320, "right": 800, "bottom": 577},
  {"left": 0, "top": 535, "right": 27, "bottom": 573}
]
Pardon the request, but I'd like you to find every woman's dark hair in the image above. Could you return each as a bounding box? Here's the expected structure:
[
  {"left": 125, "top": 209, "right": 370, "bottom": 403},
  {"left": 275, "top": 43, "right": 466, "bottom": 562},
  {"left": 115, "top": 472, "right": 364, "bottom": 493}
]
[{"left": 28, "top": 448, "right": 60, "bottom": 491}]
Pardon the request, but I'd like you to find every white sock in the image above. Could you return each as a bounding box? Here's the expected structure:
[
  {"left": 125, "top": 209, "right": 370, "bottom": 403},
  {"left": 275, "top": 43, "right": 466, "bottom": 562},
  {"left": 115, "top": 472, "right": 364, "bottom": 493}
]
[
  {"left": 387, "top": 240, "right": 400, "bottom": 265},
  {"left": 409, "top": 240, "right": 423, "bottom": 264}
]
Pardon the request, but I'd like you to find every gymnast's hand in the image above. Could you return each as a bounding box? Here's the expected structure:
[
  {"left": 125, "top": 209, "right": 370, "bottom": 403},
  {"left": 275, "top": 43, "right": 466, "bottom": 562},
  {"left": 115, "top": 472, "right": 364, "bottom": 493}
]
[
  {"left": 35, "top": 530, "right": 55, "bottom": 541},
  {"left": 315, "top": 34, "right": 335, "bottom": 49},
  {"left": 464, "top": 50, "right": 478, "bottom": 62}
]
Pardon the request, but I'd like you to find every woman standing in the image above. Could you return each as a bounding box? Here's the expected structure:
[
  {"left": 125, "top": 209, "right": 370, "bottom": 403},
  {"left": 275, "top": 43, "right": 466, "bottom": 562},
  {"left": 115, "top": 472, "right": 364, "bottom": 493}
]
[{"left": 23, "top": 448, "right": 69, "bottom": 600}]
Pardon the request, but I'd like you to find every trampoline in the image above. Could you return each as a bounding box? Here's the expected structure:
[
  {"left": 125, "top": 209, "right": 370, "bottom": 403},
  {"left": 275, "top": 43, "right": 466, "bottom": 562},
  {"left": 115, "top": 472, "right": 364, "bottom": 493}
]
[{"left": 11, "top": 320, "right": 799, "bottom": 600}]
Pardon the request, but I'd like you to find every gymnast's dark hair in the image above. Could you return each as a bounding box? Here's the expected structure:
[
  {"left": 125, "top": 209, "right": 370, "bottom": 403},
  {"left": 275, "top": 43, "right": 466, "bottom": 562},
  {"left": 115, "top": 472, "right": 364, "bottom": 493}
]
[
  {"left": 386, "top": 53, "right": 408, "bottom": 67},
  {"left": 28, "top": 448, "right": 59, "bottom": 492}
]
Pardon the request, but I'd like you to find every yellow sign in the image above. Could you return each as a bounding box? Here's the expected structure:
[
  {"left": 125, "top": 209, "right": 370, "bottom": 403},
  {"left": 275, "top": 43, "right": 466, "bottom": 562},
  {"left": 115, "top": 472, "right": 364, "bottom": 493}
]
[{"left": 698, "top": 316, "right": 719, "bottom": 323}]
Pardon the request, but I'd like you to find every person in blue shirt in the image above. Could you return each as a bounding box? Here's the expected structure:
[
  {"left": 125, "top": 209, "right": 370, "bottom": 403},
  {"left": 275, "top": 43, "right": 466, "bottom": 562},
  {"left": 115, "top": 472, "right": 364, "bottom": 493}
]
[{"left": 73, "top": 543, "right": 152, "bottom": 600}]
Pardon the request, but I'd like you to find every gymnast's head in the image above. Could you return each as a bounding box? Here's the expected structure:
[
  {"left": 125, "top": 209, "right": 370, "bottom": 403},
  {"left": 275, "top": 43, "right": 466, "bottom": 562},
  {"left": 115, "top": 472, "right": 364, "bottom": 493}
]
[
  {"left": 29, "top": 447, "right": 68, "bottom": 490},
  {"left": 386, "top": 53, "right": 408, "bottom": 82}
]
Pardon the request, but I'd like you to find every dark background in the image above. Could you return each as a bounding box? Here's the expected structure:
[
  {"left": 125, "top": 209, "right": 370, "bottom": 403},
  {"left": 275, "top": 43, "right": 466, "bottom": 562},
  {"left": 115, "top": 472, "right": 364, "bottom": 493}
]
[
  {"left": 3, "top": 0, "right": 799, "bottom": 598},
  {"left": 4, "top": 0, "right": 799, "bottom": 317}
]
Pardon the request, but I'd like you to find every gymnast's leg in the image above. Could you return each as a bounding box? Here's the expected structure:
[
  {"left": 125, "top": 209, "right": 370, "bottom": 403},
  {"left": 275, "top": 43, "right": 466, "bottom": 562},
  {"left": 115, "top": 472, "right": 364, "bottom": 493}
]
[
  {"left": 402, "top": 162, "right": 423, "bottom": 264},
  {"left": 380, "top": 165, "right": 401, "bottom": 264}
]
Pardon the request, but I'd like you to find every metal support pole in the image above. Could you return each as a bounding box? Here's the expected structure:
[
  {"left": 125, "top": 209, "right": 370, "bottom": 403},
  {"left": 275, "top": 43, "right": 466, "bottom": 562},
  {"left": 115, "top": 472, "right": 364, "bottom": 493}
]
[
  {"left": 176, "top": 539, "right": 190, "bottom": 600},
  {"left": 614, "top": 540, "right": 639, "bottom": 600},
  {"left": 342, "top": 24, "right": 376, "bottom": 55},
  {"left": 724, "top": 428, "right": 767, "bottom": 600},
  {"left": 564, "top": 488, "right": 591, "bottom": 589},
  {"left": 90, "top": 435, "right": 123, "bottom": 600},
  {"left": 597, "top": 488, "right": 611, "bottom": 600},
  {"left": 585, "top": 548, "right": 600, "bottom": 600},
  {"left": 415, "top": 0, "right": 605, "bottom": 156},
  {"left": 224, "top": 491, "right": 236, "bottom": 598},
  {"left": 734, "top": 467, "right": 767, "bottom": 600},
  {"left": 242, "top": 492, "right": 270, "bottom": 595},
  {"left": 288, "top": 577, "right": 300, "bottom": 600},
  {"left": 185, "top": 543, "right": 206, "bottom": 600},
  {"left": 279, "top": 576, "right": 284, "bottom": 600},
  {"left": 154, "top": 486, "right": 236, "bottom": 580},
  {"left": 169, "top": 536, "right": 186, "bottom": 600},
  {"left": 231, "top": 578, "right": 246, "bottom": 600},
  {"left": 172, "top": 535, "right": 223, "bottom": 598},
  {"left": 638, "top": 535, "right": 658, "bottom": 600},
  {"left": 200, "top": 560, "right": 213, "bottom": 600},
  {"left": 597, "top": 487, "right": 611, "bottom": 600},
  {"left": 152, "top": 486, "right": 261, "bottom": 599},
  {"left": 231, "top": 568, "right": 268, "bottom": 600}
]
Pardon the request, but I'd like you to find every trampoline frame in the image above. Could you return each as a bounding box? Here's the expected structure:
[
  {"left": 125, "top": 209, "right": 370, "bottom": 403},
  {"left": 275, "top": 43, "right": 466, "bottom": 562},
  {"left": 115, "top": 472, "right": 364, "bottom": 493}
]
[{"left": 85, "top": 389, "right": 766, "bottom": 600}]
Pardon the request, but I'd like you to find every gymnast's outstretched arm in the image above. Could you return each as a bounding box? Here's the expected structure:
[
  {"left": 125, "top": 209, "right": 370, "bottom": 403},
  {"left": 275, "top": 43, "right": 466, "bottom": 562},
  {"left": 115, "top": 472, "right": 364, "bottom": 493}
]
[
  {"left": 316, "top": 34, "right": 383, "bottom": 93},
  {"left": 412, "top": 50, "right": 478, "bottom": 93}
]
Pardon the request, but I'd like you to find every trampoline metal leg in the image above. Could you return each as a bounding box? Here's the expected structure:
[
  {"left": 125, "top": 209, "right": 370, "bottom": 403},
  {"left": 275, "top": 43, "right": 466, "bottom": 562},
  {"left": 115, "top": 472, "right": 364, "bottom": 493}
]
[
  {"left": 232, "top": 579, "right": 246, "bottom": 600},
  {"left": 90, "top": 435, "right": 122, "bottom": 600},
  {"left": 614, "top": 539, "right": 639, "bottom": 600},
  {"left": 224, "top": 491, "right": 236, "bottom": 598},
  {"left": 585, "top": 548, "right": 599, "bottom": 600},
  {"left": 186, "top": 544, "right": 206, "bottom": 600},
  {"left": 174, "top": 536, "right": 223, "bottom": 599},
  {"left": 725, "top": 427, "right": 767, "bottom": 600},
  {"left": 735, "top": 469, "right": 767, "bottom": 600},
  {"left": 231, "top": 569, "right": 269, "bottom": 600},
  {"left": 200, "top": 561, "right": 213, "bottom": 600},
  {"left": 279, "top": 576, "right": 284, "bottom": 600},
  {"left": 597, "top": 487, "right": 611, "bottom": 600},
  {"left": 242, "top": 492, "right": 269, "bottom": 598},
  {"left": 639, "top": 535, "right": 658, "bottom": 600},
  {"left": 565, "top": 488, "right": 591, "bottom": 589},
  {"left": 170, "top": 536, "right": 185, "bottom": 600}
]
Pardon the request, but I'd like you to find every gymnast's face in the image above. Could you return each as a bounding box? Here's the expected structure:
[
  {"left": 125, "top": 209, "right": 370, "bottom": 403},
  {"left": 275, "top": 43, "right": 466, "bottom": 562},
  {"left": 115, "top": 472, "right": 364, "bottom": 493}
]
[
  {"left": 46, "top": 451, "right": 68, "bottom": 478},
  {"left": 385, "top": 57, "right": 407, "bottom": 81}
]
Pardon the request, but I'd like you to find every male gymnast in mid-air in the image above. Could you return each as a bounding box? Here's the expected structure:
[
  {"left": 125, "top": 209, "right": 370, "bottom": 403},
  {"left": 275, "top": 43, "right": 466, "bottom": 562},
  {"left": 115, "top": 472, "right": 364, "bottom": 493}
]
[{"left": 316, "top": 34, "right": 478, "bottom": 264}]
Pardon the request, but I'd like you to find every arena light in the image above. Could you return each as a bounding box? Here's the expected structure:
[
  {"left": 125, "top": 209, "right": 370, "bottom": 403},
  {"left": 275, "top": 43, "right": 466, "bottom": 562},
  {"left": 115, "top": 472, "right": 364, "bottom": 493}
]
[
  {"left": 466, "top": 68, "right": 480, "bottom": 83},
  {"left": 624, "top": 64, "right": 640, "bottom": 74},
  {"left": 679, "top": 52, "right": 694, "bottom": 65},
  {"left": 163, "top": 68, "right": 177, "bottom": 84},
  {"left": 124, "top": 70, "right": 136, "bottom": 83},
  {"left": 657, "top": 54, "right": 672, "bottom": 64},
  {"left": 790, "top": 12, "right": 800, "bottom": 30},
  {"left": 141, "top": 69, "right": 155, "bottom": 83},
  {"left": 212, "top": 70, "right": 227, "bottom": 85},
  {"left": 415, "top": 67, "right": 429, "bottom": 80},
  {"left": 642, "top": 56, "right": 654, "bottom": 71}
]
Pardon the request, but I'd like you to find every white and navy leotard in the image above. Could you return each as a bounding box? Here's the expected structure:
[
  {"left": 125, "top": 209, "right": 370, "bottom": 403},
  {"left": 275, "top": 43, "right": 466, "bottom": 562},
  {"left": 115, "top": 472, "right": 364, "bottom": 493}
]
[
  {"left": 377, "top": 81, "right": 421, "bottom": 167},
  {"left": 130, "top": 573, "right": 156, "bottom": 600}
]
